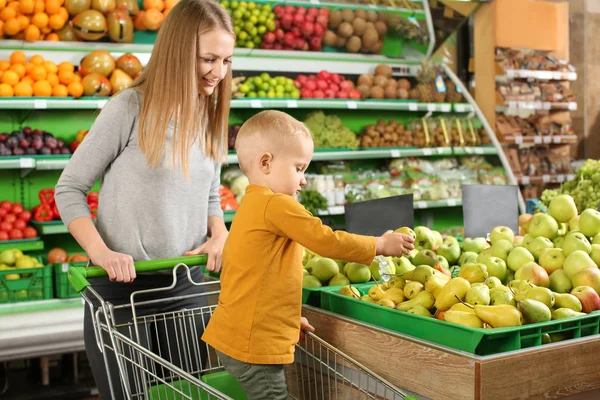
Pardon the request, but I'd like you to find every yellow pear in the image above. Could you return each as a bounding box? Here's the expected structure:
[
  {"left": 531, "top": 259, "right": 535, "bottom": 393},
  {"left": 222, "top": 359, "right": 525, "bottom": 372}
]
[
  {"left": 434, "top": 277, "right": 471, "bottom": 311},
  {"left": 396, "top": 290, "right": 435, "bottom": 311},
  {"left": 407, "top": 306, "right": 433, "bottom": 317},
  {"left": 449, "top": 303, "right": 476, "bottom": 314},
  {"left": 425, "top": 274, "right": 450, "bottom": 299},
  {"left": 377, "top": 298, "right": 396, "bottom": 308},
  {"left": 404, "top": 281, "right": 424, "bottom": 300},
  {"left": 473, "top": 305, "right": 523, "bottom": 328},
  {"left": 386, "top": 276, "right": 406, "bottom": 290},
  {"left": 361, "top": 295, "right": 376, "bottom": 303},
  {"left": 368, "top": 285, "right": 386, "bottom": 301},
  {"left": 383, "top": 287, "right": 405, "bottom": 304},
  {"left": 444, "top": 310, "right": 484, "bottom": 328},
  {"left": 339, "top": 286, "right": 361, "bottom": 299}
]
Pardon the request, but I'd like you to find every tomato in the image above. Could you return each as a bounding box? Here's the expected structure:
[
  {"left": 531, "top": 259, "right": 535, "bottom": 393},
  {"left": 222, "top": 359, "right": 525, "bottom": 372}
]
[
  {"left": 0, "top": 231, "right": 8, "bottom": 241},
  {"left": 13, "top": 220, "right": 26, "bottom": 230},
  {"left": 11, "top": 203, "right": 23, "bottom": 214},
  {"left": 0, "top": 222, "right": 12, "bottom": 232},
  {"left": 18, "top": 210, "right": 32, "bottom": 223},
  {"left": 23, "top": 227, "right": 38, "bottom": 239},
  {"left": 9, "top": 229, "right": 23, "bottom": 240},
  {"left": 0, "top": 201, "right": 11, "bottom": 211},
  {"left": 0, "top": 208, "right": 7, "bottom": 219},
  {"left": 4, "top": 214, "right": 16, "bottom": 223}
]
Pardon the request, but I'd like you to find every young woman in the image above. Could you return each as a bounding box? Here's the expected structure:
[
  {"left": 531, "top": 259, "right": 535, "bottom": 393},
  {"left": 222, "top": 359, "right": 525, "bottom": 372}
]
[{"left": 55, "top": 0, "right": 235, "bottom": 398}]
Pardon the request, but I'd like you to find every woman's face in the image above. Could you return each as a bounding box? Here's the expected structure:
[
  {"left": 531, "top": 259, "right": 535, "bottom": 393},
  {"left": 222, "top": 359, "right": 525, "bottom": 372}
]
[{"left": 197, "top": 28, "right": 235, "bottom": 96}]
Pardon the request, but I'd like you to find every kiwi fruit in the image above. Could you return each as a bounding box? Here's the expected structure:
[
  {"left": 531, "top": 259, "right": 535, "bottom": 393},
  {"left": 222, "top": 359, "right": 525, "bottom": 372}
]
[
  {"left": 337, "top": 22, "right": 354, "bottom": 38},
  {"left": 373, "top": 75, "right": 388, "bottom": 87},
  {"left": 409, "top": 88, "right": 421, "bottom": 100},
  {"left": 366, "top": 10, "right": 378, "bottom": 22},
  {"left": 355, "top": 9, "right": 367, "bottom": 20},
  {"left": 374, "top": 21, "right": 388, "bottom": 36},
  {"left": 387, "top": 79, "right": 398, "bottom": 90},
  {"left": 329, "top": 10, "right": 343, "bottom": 29},
  {"left": 397, "top": 88, "right": 409, "bottom": 99},
  {"left": 384, "top": 86, "right": 397, "bottom": 99},
  {"left": 370, "top": 86, "right": 384, "bottom": 99},
  {"left": 371, "top": 41, "right": 384, "bottom": 54},
  {"left": 346, "top": 36, "right": 362, "bottom": 53},
  {"left": 357, "top": 74, "right": 374, "bottom": 87},
  {"left": 357, "top": 84, "right": 371, "bottom": 99},
  {"left": 377, "top": 11, "right": 389, "bottom": 23},
  {"left": 375, "top": 64, "right": 393, "bottom": 78},
  {"left": 362, "top": 28, "right": 379, "bottom": 50},
  {"left": 341, "top": 8, "right": 355, "bottom": 22},
  {"left": 365, "top": 21, "right": 376, "bottom": 31},
  {"left": 352, "top": 18, "right": 367, "bottom": 36},
  {"left": 336, "top": 36, "right": 347, "bottom": 48},
  {"left": 397, "top": 78, "right": 411, "bottom": 90},
  {"left": 324, "top": 30, "right": 338, "bottom": 47}
]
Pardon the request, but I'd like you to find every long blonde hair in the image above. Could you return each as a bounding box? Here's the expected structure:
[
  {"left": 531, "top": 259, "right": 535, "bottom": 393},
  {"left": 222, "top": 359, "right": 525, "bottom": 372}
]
[{"left": 131, "top": 0, "right": 233, "bottom": 176}]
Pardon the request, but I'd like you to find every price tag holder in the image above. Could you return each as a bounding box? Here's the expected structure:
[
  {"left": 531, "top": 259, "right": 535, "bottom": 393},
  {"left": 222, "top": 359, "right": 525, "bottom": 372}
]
[
  {"left": 557, "top": 175, "right": 566, "bottom": 183},
  {"left": 553, "top": 72, "right": 563, "bottom": 80},
  {"left": 427, "top": 104, "right": 437, "bottom": 112},
  {"left": 553, "top": 136, "right": 562, "bottom": 144},
  {"left": 345, "top": 194, "right": 414, "bottom": 236},
  {"left": 521, "top": 176, "right": 530, "bottom": 185},
  {"left": 440, "top": 104, "right": 452, "bottom": 112},
  {"left": 346, "top": 101, "right": 358, "bottom": 109},
  {"left": 286, "top": 100, "right": 298, "bottom": 108},
  {"left": 19, "top": 158, "right": 35, "bottom": 168},
  {"left": 533, "top": 136, "right": 542, "bottom": 144},
  {"left": 447, "top": 199, "right": 457, "bottom": 207},
  {"left": 391, "top": 150, "right": 400, "bottom": 158},
  {"left": 474, "top": 147, "right": 484, "bottom": 155},
  {"left": 423, "top": 148, "right": 433, "bottom": 156},
  {"left": 408, "top": 103, "right": 419, "bottom": 111},
  {"left": 455, "top": 104, "right": 466, "bottom": 113},
  {"left": 542, "top": 175, "right": 551, "bottom": 183},
  {"left": 543, "top": 136, "right": 552, "bottom": 144},
  {"left": 515, "top": 136, "right": 523, "bottom": 145},
  {"left": 33, "top": 99, "right": 48, "bottom": 109},
  {"left": 250, "top": 100, "right": 263, "bottom": 108},
  {"left": 568, "top": 102, "right": 577, "bottom": 111},
  {"left": 415, "top": 201, "right": 427, "bottom": 209},
  {"left": 462, "top": 184, "right": 519, "bottom": 238}
]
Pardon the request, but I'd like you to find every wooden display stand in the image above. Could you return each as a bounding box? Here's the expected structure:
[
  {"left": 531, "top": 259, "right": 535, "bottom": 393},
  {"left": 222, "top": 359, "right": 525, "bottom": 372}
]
[{"left": 303, "top": 306, "right": 600, "bottom": 400}]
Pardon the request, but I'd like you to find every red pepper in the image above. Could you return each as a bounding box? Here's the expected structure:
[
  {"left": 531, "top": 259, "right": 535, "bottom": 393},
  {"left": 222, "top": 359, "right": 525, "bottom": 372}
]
[
  {"left": 39, "top": 189, "right": 55, "bottom": 205},
  {"left": 88, "top": 201, "right": 98, "bottom": 219},
  {"left": 52, "top": 203, "right": 60, "bottom": 219},
  {"left": 34, "top": 204, "right": 54, "bottom": 221},
  {"left": 87, "top": 192, "right": 99, "bottom": 204}
]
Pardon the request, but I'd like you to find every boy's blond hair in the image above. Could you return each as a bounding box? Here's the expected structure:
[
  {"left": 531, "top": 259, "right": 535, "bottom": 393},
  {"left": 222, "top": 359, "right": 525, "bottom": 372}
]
[{"left": 235, "top": 110, "right": 312, "bottom": 173}]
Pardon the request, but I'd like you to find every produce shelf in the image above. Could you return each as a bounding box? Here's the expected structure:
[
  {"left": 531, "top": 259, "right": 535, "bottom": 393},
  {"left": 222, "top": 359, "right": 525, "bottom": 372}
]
[
  {"left": 497, "top": 69, "right": 577, "bottom": 81},
  {"left": 0, "top": 157, "right": 35, "bottom": 169},
  {"left": 496, "top": 101, "right": 577, "bottom": 112},
  {"left": 414, "top": 199, "right": 462, "bottom": 209},
  {"left": 452, "top": 146, "right": 498, "bottom": 155},
  {"left": 0, "top": 238, "right": 43, "bottom": 252},
  {"left": 31, "top": 220, "right": 69, "bottom": 235},
  {"left": 502, "top": 135, "right": 578, "bottom": 145},
  {"left": 0, "top": 98, "right": 108, "bottom": 110},
  {"left": 35, "top": 157, "right": 71, "bottom": 170},
  {"left": 516, "top": 174, "right": 576, "bottom": 185}
]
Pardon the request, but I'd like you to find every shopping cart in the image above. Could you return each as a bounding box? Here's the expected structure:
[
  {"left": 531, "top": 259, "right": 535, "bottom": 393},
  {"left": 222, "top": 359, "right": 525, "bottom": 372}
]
[{"left": 69, "top": 256, "right": 413, "bottom": 400}]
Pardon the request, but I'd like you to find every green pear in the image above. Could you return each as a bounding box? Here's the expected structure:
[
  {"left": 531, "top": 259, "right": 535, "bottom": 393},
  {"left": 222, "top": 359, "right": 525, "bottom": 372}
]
[
  {"left": 549, "top": 269, "right": 573, "bottom": 293},
  {"left": 568, "top": 215, "right": 580, "bottom": 232},
  {"left": 434, "top": 277, "right": 471, "bottom": 311},
  {"left": 386, "top": 276, "right": 406, "bottom": 290},
  {"left": 485, "top": 276, "right": 504, "bottom": 289},
  {"left": 553, "top": 292, "right": 582, "bottom": 312},
  {"left": 507, "top": 247, "right": 535, "bottom": 272},
  {"left": 562, "top": 232, "right": 592, "bottom": 256},
  {"left": 509, "top": 279, "right": 535, "bottom": 301},
  {"left": 465, "top": 285, "right": 490, "bottom": 305},
  {"left": 339, "top": 286, "right": 360, "bottom": 299},
  {"left": 474, "top": 304, "right": 523, "bottom": 327},
  {"left": 458, "top": 263, "right": 489, "bottom": 284},
  {"left": 542, "top": 333, "right": 552, "bottom": 344},
  {"left": 432, "top": 230, "right": 443, "bottom": 249},
  {"left": 449, "top": 303, "right": 476, "bottom": 313},
  {"left": 490, "top": 287, "right": 516, "bottom": 306},
  {"left": 383, "top": 287, "right": 405, "bottom": 304},
  {"left": 517, "top": 299, "right": 551, "bottom": 324},
  {"left": 413, "top": 250, "right": 438, "bottom": 267},
  {"left": 345, "top": 262, "right": 372, "bottom": 283},
  {"left": 396, "top": 290, "right": 435, "bottom": 311},
  {"left": 414, "top": 226, "right": 436, "bottom": 250},
  {"left": 525, "top": 287, "right": 555, "bottom": 308},
  {"left": 424, "top": 274, "right": 450, "bottom": 299},
  {"left": 394, "top": 257, "right": 415, "bottom": 275},
  {"left": 444, "top": 310, "right": 484, "bottom": 328},
  {"left": 551, "top": 308, "right": 585, "bottom": 320},
  {"left": 407, "top": 306, "right": 433, "bottom": 317},
  {"left": 303, "top": 269, "right": 310, "bottom": 276},
  {"left": 329, "top": 273, "right": 350, "bottom": 286},
  {"left": 482, "top": 256, "right": 508, "bottom": 282},
  {"left": 303, "top": 275, "right": 322, "bottom": 288},
  {"left": 402, "top": 265, "right": 436, "bottom": 284},
  {"left": 404, "top": 281, "right": 424, "bottom": 300},
  {"left": 436, "top": 255, "right": 450, "bottom": 272},
  {"left": 563, "top": 250, "right": 598, "bottom": 279},
  {"left": 458, "top": 251, "right": 478, "bottom": 266},
  {"left": 490, "top": 239, "right": 514, "bottom": 261}
]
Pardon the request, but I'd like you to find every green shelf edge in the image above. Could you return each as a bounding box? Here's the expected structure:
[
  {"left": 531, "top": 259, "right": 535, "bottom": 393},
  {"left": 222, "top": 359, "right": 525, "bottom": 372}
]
[{"left": 0, "top": 239, "right": 44, "bottom": 252}]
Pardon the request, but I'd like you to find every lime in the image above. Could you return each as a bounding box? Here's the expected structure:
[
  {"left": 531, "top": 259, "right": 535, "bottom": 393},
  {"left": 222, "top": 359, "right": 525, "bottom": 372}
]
[
  {"left": 285, "top": 82, "right": 295, "bottom": 92},
  {"left": 221, "top": 1, "right": 229, "bottom": 8},
  {"left": 260, "top": 72, "right": 271, "bottom": 81},
  {"left": 246, "top": 41, "right": 255, "bottom": 49},
  {"left": 239, "top": 1, "right": 247, "bottom": 8},
  {"left": 266, "top": 20, "right": 276, "bottom": 31},
  {"left": 238, "top": 84, "right": 250, "bottom": 94},
  {"left": 245, "top": 22, "right": 254, "bottom": 32},
  {"left": 230, "top": 1, "right": 239, "bottom": 9},
  {"left": 260, "top": 82, "right": 270, "bottom": 91},
  {"left": 251, "top": 9, "right": 260, "bottom": 17},
  {"left": 257, "top": 90, "right": 267, "bottom": 98},
  {"left": 234, "top": 26, "right": 241, "bottom": 35},
  {"left": 276, "top": 76, "right": 287, "bottom": 85},
  {"left": 291, "top": 89, "right": 301, "bottom": 99},
  {"left": 257, "top": 15, "right": 267, "bottom": 25},
  {"left": 247, "top": 1, "right": 255, "bottom": 10},
  {"left": 238, "top": 31, "right": 248, "bottom": 41},
  {"left": 267, "top": 90, "right": 276, "bottom": 98},
  {"left": 253, "top": 36, "right": 262, "bottom": 45},
  {"left": 248, "top": 91, "right": 258, "bottom": 98},
  {"left": 249, "top": 15, "right": 258, "bottom": 25},
  {"left": 269, "top": 78, "right": 278, "bottom": 87},
  {"left": 262, "top": 4, "right": 271, "bottom": 11},
  {"left": 250, "top": 27, "right": 258, "bottom": 37}
]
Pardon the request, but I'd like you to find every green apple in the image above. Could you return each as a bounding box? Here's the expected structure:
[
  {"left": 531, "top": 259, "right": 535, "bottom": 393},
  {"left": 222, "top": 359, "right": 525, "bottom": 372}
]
[
  {"left": 482, "top": 256, "right": 508, "bottom": 282},
  {"left": 571, "top": 267, "right": 600, "bottom": 294},
  {"left": 413, "top": 250, "right": 438, "bottom": 267},
  {"left": 303, "top": 275, "right": 322, "bottom": 288},
  {"left": 407, "top": 249, "right": 419, "bottom": 262},
  {"left": 458, "top": 251, "right": 478, "bottom": 266},
  {"left": 568, "top": 215, "right": 580, "bottom": 232},
  {"left": 305, "top": 257, "right": 339, "bottom": 283},
  {"left": 477, "top": 247, "right": 494, "bottom": 261},
  {"left": 522, "top": 234, "right": 535, "bottom": 249},
  {"left": 436, "top": 238, "right": 461, "bottom": 265},
  {"left": 345, "top": 262, "right": 372, "bottom": 283},
  {"left": 414, "top": 226, "right": 436, "bottom": 250},
  {"left": 329, "top": 273, "right": 350, "bottom": 286},
  {"left": 562, "top": 232, "right": 592, "bottom": 256},
  {"left": 514, "top": 236, "right": 524, "bottom": 246},
  {"left": 549, "top": 269, "right": 573, "bottom": 293},
  {"left": 526, "top": 236, "right": 554, "bottom": 260},
  {"left": 507, "top": 247, "right": 535, "bottom": 272},
  {"left": 490, "top": 226, "right": 515, "bottom": 245},
  {"left": 548, "top": 194, "right": 578, "bottom": 223},
  {"left": 432, "top": 230, "right": 443, "bottom": 250},
  {"left": 394, "top": 257, "right": 415, "bottom": 275},
  {"left": 490, "top": 239, "right": 514, "bottom": 261},
  {"left": 593, "top": 233, "right": 600, "bottom": 245},
  {"left": 538, "top": 248, "right": 566, "bottom": 275},
  {"left": 515, "top": 262, "right": 550, "bottom": 287},
  {"left": 591, "top": 244, "right": 600, "bottom": 265},
  {"left": 461, "top": 237, "right": 489, "bottom": 254},
  {"left": 553, "top": 236, "right": 566, "bottom": 249},
  {"left": 563, "top": 250, "right": 598, "bottom": 279},
  {"left": 528, "top": 213, "right": 559, "bottom": 239},
  {"left": 557, "top": 223, "right": 568, "bottom": 237},
  {"left": 579, "top": 209, "right": 600, "bottom": 238}
]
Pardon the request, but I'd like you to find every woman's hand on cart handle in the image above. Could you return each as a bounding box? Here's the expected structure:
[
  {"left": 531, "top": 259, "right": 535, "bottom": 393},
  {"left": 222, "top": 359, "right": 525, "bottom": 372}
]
[
  {"left": 90, "top": 248, "right": 136, "bottom": 283},
  {"left": 299, "top": 317, "right": 315, "bottom": 342},
  {"left": 185, "top": 233, "right": 227, "bottom": 273}
]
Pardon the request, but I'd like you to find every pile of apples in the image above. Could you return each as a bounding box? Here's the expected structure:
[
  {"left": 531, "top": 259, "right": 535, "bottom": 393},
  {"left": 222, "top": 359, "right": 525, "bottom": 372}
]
[
  {"left": 304, "top": 195, "right": 600, "bottom": 338},
  {"left": 265, "top": 5, "right": 329, "bottom": 51},
  {"left": 294, "top": 70, "right": 360, "bottom": 99}
]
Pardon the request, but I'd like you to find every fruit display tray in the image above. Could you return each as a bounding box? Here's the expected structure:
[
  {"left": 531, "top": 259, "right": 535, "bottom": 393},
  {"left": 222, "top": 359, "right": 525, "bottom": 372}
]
[
  {"left": 53, "top": 261, "right": 86, "bottom": 299},
  {"left": 319, "top": 283, "right": 600, "bottom": 356},
  {"left": 0, "top": 262, "right": 53, "bottom": 303}
]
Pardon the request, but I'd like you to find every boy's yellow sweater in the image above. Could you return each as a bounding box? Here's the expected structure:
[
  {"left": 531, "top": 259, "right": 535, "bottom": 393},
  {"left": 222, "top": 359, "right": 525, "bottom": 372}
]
[{"left": 202, "top": 185, "right": 376, "bottom": 364}]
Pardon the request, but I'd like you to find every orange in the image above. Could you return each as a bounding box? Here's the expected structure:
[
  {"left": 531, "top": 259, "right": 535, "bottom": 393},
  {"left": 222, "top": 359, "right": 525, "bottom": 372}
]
[
  {"left": 17, "top": 15, "right": 29, "bottom": 31},
  {"left": 25, "top": 62, "right": 34, "bottom": 74},
  {"left": 164, "top": 0, "right": 178, "bottom": 9},
  {"left": 0, "top": 7, "right": 17, "bottom": 22},
  {"left": 3, "top": 18, "right": 20, "bottom": 35},
  {"left": 29, "top": 64, "right": 46, "bottom": 81},
  {"left": 29, "top": 54, "right": 44, "bottom": 64},
  {"left": 45, "top": 0, "right": 60, "bottom": 14},
  {"left": 57, "top": 68, "right": 72, "bottom": 84},
  {"left": 57, "top": 61, "right": 73, "bottom": 72},
  {"left": 20, "top": 75, "right": 33, "bottom": 85},
  {"left": 32, "top": 79, "right": 51, "bottom": 96},
  {"left": 0, "top": 60, "right": 9, "bottom": 71},
  {"left": 0, "top": 20, "right": 4, "bottom": 38},
  {"left": 67, "top": 80, "right": 83, "bottom": 97},
  {"left": 0, "top": 0, "right": 6, "bottom": 9},
  {"left": 24, "top": 23, "right": 40, "bottom": 41},
  {"left": 45, "top": 32, "right": 59, "bottom": 41},
  {"left": 8, "top": 1, "right": 20, "bottom": 10},
  {"left": 57, "top": 6, "right": 67, "bottom": 22},
  {"left": 43, "top": 60, "right": 57, "bottom": 74},
  {"left": 48, "top": 13, "right": 63, "bottom": 30},
  {"left": 31, "top": 12, "right": 48, "bottom": 29},
  {"left": 0, "top": 83, "right": 13, "bottom": 97},
  {"left": 134, "top": 11, "right": 145, "bottom": 31},
  {"left": 143, "top": 0, "right": 164, "bottom": 11},
  {"left": 46, "top": 72, "right": 58, "bottom": 86},
  {"left": 13, "top": 81, "right": 33, "bottom": 96},
  {"left": 9, "top": 63, "right": 25, "bottom": 78},
  {"left": 19, "top": 0, "right": 35, "bottom": 14},
  {"left": 143, "top": 9, "right": 163, "bottom": 31},
  {"left": 52, "top": 83, "right": 67, "bottom": 96},
  {"left": 34, "top": 0, "right": 44, "bottom": 13},
  {"left": 1, "top": 70, "right": 19, "bottom": 86},
  {"left": 163, "top": 8, "right": 169, "bottom": 18}
]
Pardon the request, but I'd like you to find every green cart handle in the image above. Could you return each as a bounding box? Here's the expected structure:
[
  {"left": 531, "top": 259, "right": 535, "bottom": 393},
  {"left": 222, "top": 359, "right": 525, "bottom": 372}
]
[{"left": 68, "top": 255, "right": 208, "bottom": 293}]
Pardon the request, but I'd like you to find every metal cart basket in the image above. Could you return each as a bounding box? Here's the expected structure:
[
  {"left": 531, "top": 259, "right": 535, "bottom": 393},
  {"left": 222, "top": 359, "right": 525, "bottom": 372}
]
[{"left": 69, "top": 256, "right": 411, "bottom": 400}]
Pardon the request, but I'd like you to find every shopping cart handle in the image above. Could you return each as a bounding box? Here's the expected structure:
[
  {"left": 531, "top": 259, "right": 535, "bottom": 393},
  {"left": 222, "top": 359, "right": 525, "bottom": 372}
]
[{"left": 68, "top": 255, "right": 208, "bottom": 292}]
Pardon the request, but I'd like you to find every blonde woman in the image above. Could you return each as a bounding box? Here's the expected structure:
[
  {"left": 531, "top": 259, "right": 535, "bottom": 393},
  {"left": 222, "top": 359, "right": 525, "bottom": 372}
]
[{"left": 55, "top": 0, "right": 234, "bottom": 397}]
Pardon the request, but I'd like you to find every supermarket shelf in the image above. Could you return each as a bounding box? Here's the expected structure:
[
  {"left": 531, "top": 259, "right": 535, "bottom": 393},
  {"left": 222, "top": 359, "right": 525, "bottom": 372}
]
[
  {"left": 498, "top": 69, "right": 577, "bottom": 81},
  {"left": 32, "top": 220, "right": 69, "bottom": 235},
  {"left": 516, "top": 174, "right": 575, "bottom": 185},
  {"left": 35, "top": 157, "right": 71, "bottom": 170},
  {"left": 0, "top": 97, "right": 108, "bottom": 110},
  {"left": 503, "top": 135, "right": 578, "bottom": 145},
  {"left": 0, "top": 238, "right": 44, "bottom": 252},
  {"left": 0, "top": 157, "right": 35, "bottom": 169},
  {"left": 452, "top": 146, "right": 498, "bottom": 155},
  {"left": 496, "top": 101, "right": 577, "bottom": 112},
  {"left": 414, "top": 199, "right": 462, "bottom": 209}
]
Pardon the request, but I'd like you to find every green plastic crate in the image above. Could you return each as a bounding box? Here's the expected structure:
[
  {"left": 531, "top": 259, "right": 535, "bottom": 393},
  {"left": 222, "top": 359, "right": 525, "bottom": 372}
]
[
  {"left": 53, "top": 261, "right": 87, "bottom": 299},
  {"left": 0, "top": 264, "right": 53, "bottom": 303},
  {"left": 148, "top": 371, "right": 246, "bottom": 400},
  {"left": 302, "top": 283, "right": 368, "bottom": 307},
  {"left": 320, "top": 283, "right": 600, "bottom": 356}
]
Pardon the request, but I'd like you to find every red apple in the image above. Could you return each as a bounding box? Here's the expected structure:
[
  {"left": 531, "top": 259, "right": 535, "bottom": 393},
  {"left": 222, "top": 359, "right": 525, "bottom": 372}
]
[
  {"left": 307, "top": 7, "right": 319, "bottom": 16},
  {"left": 349, "top": 89, "right": 361, "bottom": 100},
  {"left": 317, "top": 70, "right": 330, "bottom": 81},
  {"left": 313, "top": 89, "right": 325, "bottom": 98},
  {"left": 273, "top": 5, "right": 285, "bottom": 18},
  {"left": 300, "top": 89, "right": 314, "bottom": 98},
  {"left": 296, "top": 74, "right": 308, "bottom": 85},
  {"left": 0, "top": 221, "right": 12, "bottom": 232},
  {"left": 324, "top": 89, "right": 336, "bottom": 98},
  {"left": 318, "top": 7, "right": 330, "bottom": 16},
  {"left": 18, "top": 210, "right": 32, "bottom": 223},
  {"left": 4, "top": 214, "right": 16, "bottom": 223},
  {"left": 11, "top": 203, "right": 23, "bottom": 214},
  {"left": 0, "top": 208, "right": 7, "bottom": 219},
  {"left": 304, "top": 13, "right": 315, "bottom": 23},
  {"left": 314, "top": 22, "right": 326, "bottom": 37},
  {"left": 316, "top": 15, "right": 328, "bottom": 29},
  {"left": 291, "top": 27, "right": 301, "bottom": 37},
  {"left": 301, "top": 21, "right": 314, "bottom": 37},
  {"left": 263, "top": 32, "right": 276, "bottom": 44},
  {"left": 70, "top": 141, "right": 81, "bottom": 153},
  {"left": 0, "top": 201, "right": 11, "bottom": 211},
  {"left": 283, "top": 32, "right": 295, "bottom": 47},
  {"left": 274, "top": 44, "right": 283, "bottom": 50},
  {"left": 329, "top": 83, "right": 340, "bottom": 93},
  {"left": 293, "top": 13, "right": 304, "bottom": 27},
  {"left": 281, "top": 14, "right": 293, "bottom": 30},
  {"left": 571, "top": 286, "right": 600, "bottom": 313},
  {"left": 9, "top": 229, "right": 23, "bottom": 240},
  {"left": 23, "top": 226, "right": 37, "bottom": 239},
  {"left": 330, "top": 74, "right": 342, "bottom": 85},
  {"left": 304, "top": 80, "right": 317, "bottom": 91},
  {"left": 316, "top": 80, "right": 328, "bottom": 90},
  {"left": 284, "top": 5, "right": 295, "bottom": 14},
  {"left": 340, "top": 80, "right": 355, "bottom": 91},
  {"left": 297, "top": 6, "right": 306, "bottom": 15},
  {"left": 337, "top": 91, "right": 349, "bottom": 99},
  {"left": 0, "top": 231, "right": 8, "bottom": 241},
  {"left": 275, "top": 28, "right": 285, "bottom": 42}
]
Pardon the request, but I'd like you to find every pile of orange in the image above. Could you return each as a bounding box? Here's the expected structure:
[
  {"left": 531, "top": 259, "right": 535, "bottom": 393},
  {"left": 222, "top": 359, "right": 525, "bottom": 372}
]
[
  {"left": 0, "top": 0, "right": 69, "bottom": 41},
  {"left": 137, "top": 0, "right": 179, "bottom": 31},
  {"left": 0, "top": 50, "right": 84, "bottom": 97}
]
